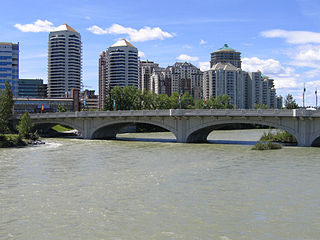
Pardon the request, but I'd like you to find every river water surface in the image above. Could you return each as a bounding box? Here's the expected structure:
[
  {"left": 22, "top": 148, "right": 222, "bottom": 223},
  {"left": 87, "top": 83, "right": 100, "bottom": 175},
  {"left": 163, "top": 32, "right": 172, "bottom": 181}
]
[{"left": 1, "top": 129, "right": 320, "bottom": 239}]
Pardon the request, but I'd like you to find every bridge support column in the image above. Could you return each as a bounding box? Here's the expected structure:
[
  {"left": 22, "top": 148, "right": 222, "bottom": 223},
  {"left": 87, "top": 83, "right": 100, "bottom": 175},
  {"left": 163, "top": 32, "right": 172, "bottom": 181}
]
[
  {"left": 81, "top": 118, "right": 93, "bottom": 139},
  {"left": 296, "top": 118, "right": 313, "bottom": 147},
  {"left": 175, "top": 118, "right": 188, "bottom": 143}
]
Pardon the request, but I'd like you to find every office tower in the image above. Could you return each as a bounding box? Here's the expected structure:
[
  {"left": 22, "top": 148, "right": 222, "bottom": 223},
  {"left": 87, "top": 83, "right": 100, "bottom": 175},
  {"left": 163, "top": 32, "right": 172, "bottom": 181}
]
[
  {"left": 98, "top": 39, "right": 138, "bottom": 109},
  {"left": 210, "top": 44, "right": 241, "bottom": 68},
  {"left": 138, "top": 60, "right": 159, "bottom": 91},
  {"left": 18, "top": 78, "right": 47, "bottom": 98},
  {"left": 98, "top": 51, "right": 107, "bottom": 109},
  {"left": 0, "top": 42, "right": 19, "bottom": 96},
  {"left": 47, "top": 24, "right": 82, "bottom": 98}
]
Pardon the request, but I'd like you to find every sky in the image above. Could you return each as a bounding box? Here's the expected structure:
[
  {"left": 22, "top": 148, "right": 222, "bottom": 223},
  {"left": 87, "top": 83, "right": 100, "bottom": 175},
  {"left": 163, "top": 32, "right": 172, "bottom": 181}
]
[{"left": 1, "top": 0, "right": 320, "bottom": 106}]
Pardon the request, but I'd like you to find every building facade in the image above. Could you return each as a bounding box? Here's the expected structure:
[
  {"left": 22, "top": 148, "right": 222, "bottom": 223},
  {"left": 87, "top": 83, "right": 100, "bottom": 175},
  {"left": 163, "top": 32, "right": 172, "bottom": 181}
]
[
  {"left": 204, "top": 45, "right": 280, "bottom": 109},
  {"left": 210, "top": 44, "right": 241, "bottom": 68},
  {"left": 150, "top": 62, "right": 203, "bottom": 100},
  {"left": 98, "top": 51, "right": 107, "bottom": 109},
  {"left": 18, "top": 78, "right": 47, "bottom": 98},
  {"left": 138, "top": 60, "right": 159, "bottom": 92},
  {"left": 0, "top": 42, "right": 19, "bottom": 96},
  {"left": 98, "top": 39, "right": 138, "bottom": 109},
  {"left": 47, "top": 24, "right": 82, "bottom": 98}
]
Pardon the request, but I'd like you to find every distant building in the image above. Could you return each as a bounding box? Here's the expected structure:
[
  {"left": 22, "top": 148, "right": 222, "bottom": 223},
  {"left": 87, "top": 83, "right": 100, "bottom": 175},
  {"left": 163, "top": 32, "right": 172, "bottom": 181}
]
[
  {"left": 81, "top": 89, "right": 98, "bottom": 110},
  {"left": 138, "top": 60, "right": 159, "bottom": 91},
  {"left": 203, "top": 63, "right": 246, "bottom": 108},
  {"left": 18, "top": 79, "right": 47, "bottom": 98},
  {"left": 98, "top": 51, "right": 107, "bottom": 109},
  {"left": 210, "top": 44, "right": 241, "bottom": 68},
  {"left": 150, "top": 62, "right": 203, "bottom": 100},
  {"left": 98, "top": 39, "right": 138, "bottom": 109},
  {"left": 13, "top": 98, "right": 74, "bottom": 113},
  {"left": 47, "top": 24, "right": 82, "bottom": 98},
  {"left": 0, "top": 42, "right": 19, "bottom": 96},
  {"left": 277, "top": 95, "right": 283, "bottom": 109}
]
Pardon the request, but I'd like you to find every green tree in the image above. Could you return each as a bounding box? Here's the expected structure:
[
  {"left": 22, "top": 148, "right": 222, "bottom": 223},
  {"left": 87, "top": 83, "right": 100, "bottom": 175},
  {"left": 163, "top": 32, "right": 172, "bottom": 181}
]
[
  {"left": 254, "top": 104, "right": 268, "bottom": 109},
  {"left": 284, "top": 94, "right": 299, "bottom": 109},
  {"left": 57, "top": 104, "right": 67, "bottom": 112},
  {"left": 17, "top": 111, "right": 33, "bottom": 139},
  {"left": 0, "top": 80, "right": 14, "bottom": 133}
]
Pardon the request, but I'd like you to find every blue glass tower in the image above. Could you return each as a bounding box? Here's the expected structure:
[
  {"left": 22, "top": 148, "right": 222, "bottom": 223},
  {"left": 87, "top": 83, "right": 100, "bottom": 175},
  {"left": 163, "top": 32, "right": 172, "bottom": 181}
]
[{"left": 0, "top": 42, "right": 19, "bottom": 96}]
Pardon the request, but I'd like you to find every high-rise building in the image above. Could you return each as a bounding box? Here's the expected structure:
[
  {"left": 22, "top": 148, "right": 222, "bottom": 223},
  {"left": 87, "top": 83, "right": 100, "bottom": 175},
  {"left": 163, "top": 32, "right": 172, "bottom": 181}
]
[
  {"left": 151, "top": 62, "right": 203, "bottom": 100},
  {"left": 18, "top": 78, "right": 47, "bottom": 98},
  {"left": 203, "top": 63, "right": 247, "bottom": 108},
  {"left": 210, "top": 44, "right": 241, "bottom": 68},
  {"left": 47, "top": 24, "right": 82, "bottom": 98},
  {"left": 0, "top": 42, "right": 19, "bottom": 96},
  {"left": 98, "top": 51, "right": 107, "bottom": 109},
  {"left": 138, "top": 60, "right": 159, "bottom": 91},
  {"left": 98, "top": 39, "right": 138, "bottom": 109}
]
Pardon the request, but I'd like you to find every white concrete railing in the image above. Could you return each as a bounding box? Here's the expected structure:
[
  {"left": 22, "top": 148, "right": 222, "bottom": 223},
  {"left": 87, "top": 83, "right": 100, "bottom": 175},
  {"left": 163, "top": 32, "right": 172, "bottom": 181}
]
[{"left": 13, "top": 109, "right": 320, "bottom": 119}]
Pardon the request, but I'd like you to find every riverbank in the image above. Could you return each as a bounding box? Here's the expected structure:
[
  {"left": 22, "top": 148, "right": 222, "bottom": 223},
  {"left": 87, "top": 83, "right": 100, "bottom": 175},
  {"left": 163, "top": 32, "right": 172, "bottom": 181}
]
[{"left": 0, "top": 134, "right": 44, "bottom": 148}]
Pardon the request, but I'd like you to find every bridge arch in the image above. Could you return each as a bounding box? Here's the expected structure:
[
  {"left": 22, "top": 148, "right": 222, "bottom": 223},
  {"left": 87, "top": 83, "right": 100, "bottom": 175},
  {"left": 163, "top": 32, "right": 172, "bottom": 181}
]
[
  {"left": 186, "top": 119, "right": 299, "bottom": 144},
  {"left": 90, "top": 119, "right": 178, "bottom": 140},
  {"left": 310, "top": 130, "right": 320, "bottom": 147},
  {"left": 32, "top": 119, "right": 84, "bottom": 137}
]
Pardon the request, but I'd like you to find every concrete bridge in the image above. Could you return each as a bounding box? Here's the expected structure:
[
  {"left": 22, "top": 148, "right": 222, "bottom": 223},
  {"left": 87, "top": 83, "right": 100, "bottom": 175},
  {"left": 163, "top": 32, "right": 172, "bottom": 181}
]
[{"left": 13, "top": 109, "right": 320, "bottom": 147}]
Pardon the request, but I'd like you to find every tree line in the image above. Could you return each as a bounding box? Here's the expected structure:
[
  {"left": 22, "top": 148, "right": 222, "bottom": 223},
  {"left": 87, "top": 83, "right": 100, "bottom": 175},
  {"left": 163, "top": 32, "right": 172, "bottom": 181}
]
[{"left": 104, "top": 86, "right": 234, "bottom": 111}]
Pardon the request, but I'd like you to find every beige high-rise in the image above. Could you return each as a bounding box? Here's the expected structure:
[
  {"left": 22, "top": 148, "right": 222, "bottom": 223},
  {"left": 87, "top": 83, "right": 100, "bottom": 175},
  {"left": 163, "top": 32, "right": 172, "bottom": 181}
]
[{"left": 48, "top": 24, "right": 82, "bottom": 98}]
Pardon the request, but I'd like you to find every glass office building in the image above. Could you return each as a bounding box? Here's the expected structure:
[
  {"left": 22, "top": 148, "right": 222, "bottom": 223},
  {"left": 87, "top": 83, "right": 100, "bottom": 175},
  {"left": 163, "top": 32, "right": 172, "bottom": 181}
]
[{"left": 0, "top": 42, "right": 19, "bottom": 96}]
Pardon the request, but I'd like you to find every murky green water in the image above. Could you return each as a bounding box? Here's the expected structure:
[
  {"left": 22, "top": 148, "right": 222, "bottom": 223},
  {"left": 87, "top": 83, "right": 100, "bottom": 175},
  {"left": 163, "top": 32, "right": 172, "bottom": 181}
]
[{"left": 1, "top": 129, "right": 320, "bottom": 239}]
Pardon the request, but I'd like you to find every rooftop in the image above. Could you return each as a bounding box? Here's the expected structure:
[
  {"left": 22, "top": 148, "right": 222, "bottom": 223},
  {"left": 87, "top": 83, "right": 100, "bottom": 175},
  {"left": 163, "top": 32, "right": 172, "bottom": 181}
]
[
  {"left": 52, "top": 23, "right": 78, "bottom": 33},
  {"left": 111, "top": 39, "right": 135, "bottom": 48},
  {"left": 216, "top": 44, "right": 236, "bottom": 52}
]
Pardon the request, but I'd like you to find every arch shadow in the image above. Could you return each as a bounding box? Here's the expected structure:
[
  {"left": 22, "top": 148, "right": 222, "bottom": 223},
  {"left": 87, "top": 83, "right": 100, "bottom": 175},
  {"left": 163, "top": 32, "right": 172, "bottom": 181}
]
[
  {"left": 32, "top": 120, "right": 82, "bottom": 138},
  {"left": 91, "top": 120, "right": 177, "bottom": 142},
  {"left": 186, "top": 119, "right": 299, "bottom": 145}
]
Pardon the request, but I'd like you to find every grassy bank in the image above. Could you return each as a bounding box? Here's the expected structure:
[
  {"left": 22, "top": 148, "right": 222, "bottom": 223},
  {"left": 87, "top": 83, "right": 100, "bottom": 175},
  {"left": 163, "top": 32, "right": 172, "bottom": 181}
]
[
  {"left": 0, "top": 134, "right": 27, "bottom": 148},
  {"left": 52, "top": 124, "right": 74, "bottom": 132}
]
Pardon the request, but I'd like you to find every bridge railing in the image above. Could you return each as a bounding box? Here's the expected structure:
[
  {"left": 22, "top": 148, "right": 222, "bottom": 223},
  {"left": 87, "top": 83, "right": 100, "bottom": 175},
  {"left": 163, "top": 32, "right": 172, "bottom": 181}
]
[{"left": 12, "top": 109, "right": 320, "bottom": 119}]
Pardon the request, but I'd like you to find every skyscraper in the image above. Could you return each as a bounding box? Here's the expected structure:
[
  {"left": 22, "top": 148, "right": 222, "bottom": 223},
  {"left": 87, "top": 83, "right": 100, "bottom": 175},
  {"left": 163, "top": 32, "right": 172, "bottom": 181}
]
[
  {"left": 210, "top": 44, "right": 241, "bottom": 68},
  {"left": 0, "top": 42, "right": 19, "bottom": 96},
  {"left": 138, "top": 60, "right": 159, "bottom": 91},
  {"left": 98, "top": 39, "right": 138, "bottom": 108},
  {"left": 47, "top": 24, "right": 82, "bottom": 98}
]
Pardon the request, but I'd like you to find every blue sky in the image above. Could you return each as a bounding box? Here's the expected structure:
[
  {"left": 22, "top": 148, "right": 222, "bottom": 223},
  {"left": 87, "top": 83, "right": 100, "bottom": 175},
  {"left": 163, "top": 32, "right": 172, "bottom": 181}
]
[{"left": 2, "top": 0, "right": 320, "bottom": 106}]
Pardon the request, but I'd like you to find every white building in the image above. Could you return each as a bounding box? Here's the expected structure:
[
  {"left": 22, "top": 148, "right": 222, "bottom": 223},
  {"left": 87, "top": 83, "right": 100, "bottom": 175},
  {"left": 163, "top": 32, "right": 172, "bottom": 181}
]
[
  {"left": 0, "top": 42, "right": 19, "bottom": 96},
  {"left": 47, "top": 24, "right": 82, "bottom": 98},
  {"left": 203, "top": 63, "right": 246, "bottom": 108},
  {"left": 138, "top": 60, "right": 159, "bottom": 92}
]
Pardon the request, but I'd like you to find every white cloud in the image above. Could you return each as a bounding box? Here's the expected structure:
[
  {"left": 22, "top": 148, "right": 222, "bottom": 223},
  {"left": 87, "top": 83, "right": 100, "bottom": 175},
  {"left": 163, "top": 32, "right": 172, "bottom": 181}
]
[
  {"left": 199, "top": 62, "right": 210, "bottom": 71},
  {"left": 261, "top": 29, "right": 320, "bottom": 44},
  {"left": 14, "top": 19, "right": 57, "bottom": 32},
  {"left": 242, "top": 57, "right": 299, "bottom": 89},
  {"left": 289, "top": 45, "right": 320, "bottom": 68},
  {"left": 138, "top": 51, "right": 145, "bottom": 58},
  {"left": 87, "top": 24, "right": 173, "bottom": 42},
  {"left": 183, "top": 44, "right": 192, "bottom": 49},
  {"left": 200, "top": 39, "right": 207, "bottom": 45},
  {"left": 176, "top": 54, "right": 199, "bottom": 62}
]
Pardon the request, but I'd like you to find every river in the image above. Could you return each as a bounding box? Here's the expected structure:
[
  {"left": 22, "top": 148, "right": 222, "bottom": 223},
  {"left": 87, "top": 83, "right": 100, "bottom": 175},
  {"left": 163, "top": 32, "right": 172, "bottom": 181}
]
[{"left": 1, "top": 129, "right": 320, "bottom": 240}]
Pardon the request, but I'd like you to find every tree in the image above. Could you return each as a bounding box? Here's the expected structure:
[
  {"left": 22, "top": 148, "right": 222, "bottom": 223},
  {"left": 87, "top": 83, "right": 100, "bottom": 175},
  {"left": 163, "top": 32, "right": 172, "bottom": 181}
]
[
  {"left": 17, "top": 111, "right": 33, "bottom": 139},
  {"left": 0, "top": 80, "right": 14, "bottom": 133},
  {"left": 57, "top": 104, "right": 67, "bottom": 112},
  {"left": 284, "top": 94, "right": 299, "bottom": 109},
  {"left": 254, "top": 104, "right": 268, "bottom": 109}
]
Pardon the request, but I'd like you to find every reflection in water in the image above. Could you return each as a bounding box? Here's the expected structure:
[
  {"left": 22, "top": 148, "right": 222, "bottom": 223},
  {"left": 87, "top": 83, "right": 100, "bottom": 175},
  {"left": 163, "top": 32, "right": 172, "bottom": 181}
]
[{"left": 1, "top": 129, "right": 320, "bottom": 240}]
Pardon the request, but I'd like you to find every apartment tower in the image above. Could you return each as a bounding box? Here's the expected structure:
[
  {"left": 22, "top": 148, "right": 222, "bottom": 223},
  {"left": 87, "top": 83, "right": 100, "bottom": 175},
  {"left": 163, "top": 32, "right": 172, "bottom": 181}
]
[
  {"left": 210, "top": 44, "right": 241, "bottom": 68},
  {"left": 47, "top": 24, "right": 82, "bottom": 98},
  {"left": 98, "top": 39, "right": 138, "bottom": 109}
]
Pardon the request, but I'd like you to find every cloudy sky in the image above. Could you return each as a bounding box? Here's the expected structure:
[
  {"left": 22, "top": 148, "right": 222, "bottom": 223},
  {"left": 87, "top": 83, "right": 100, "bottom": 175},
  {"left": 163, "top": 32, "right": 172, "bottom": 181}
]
[{"left": 2, "top": 0, "right": 320, "bottom": 106}]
